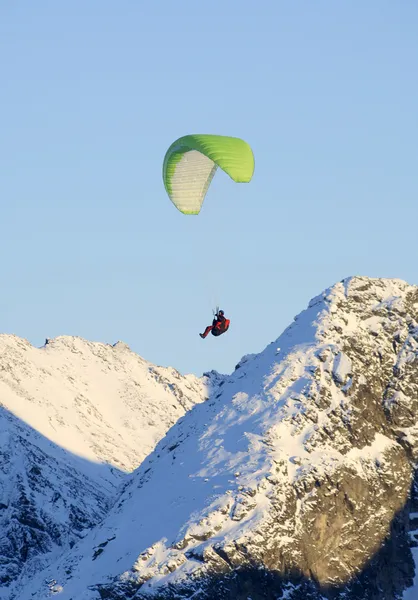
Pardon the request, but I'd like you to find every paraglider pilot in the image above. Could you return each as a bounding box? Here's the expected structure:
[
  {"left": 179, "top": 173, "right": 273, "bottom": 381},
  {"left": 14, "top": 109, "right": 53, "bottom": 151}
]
[{"left": 200, "top": 310, "right": 230, "bottom": 339}]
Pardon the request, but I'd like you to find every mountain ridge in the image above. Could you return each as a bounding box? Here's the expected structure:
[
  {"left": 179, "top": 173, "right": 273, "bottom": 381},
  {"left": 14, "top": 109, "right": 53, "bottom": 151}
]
[{"left": 19, "top": 275, "right": 418, "bottom": 599}]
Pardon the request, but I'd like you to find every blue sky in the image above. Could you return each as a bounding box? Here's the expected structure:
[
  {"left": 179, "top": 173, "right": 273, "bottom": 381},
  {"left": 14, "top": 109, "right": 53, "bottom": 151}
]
[{"left": 1, "top": 1, "right": 417, "bottom": 376}]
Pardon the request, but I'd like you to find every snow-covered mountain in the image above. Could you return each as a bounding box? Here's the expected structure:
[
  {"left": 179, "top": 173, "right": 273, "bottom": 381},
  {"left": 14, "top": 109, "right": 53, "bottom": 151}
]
[
  {"left": 19, "top": 276, "right": 418, "bottom": 600},
  {"left": 0, "top": 335, "right": 210, "bottom": 599}
]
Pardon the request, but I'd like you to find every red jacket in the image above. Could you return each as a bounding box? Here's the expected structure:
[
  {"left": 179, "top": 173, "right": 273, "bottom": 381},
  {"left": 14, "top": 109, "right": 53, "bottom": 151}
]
[{"left": 213, "top": 315, "right": 230, "bottom": 333}]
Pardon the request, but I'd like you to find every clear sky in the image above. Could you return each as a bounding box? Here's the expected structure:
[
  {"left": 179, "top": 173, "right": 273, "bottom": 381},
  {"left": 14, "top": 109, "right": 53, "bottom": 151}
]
[{"left": 1, "top": 1, "right": 417, "bottom": 376}]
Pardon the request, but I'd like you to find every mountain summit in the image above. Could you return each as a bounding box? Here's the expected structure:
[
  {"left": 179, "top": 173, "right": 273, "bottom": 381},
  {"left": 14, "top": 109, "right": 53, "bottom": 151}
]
[
  {"left": 11, "top": 276, "right": 418, "bottom": 599},
  {"left": 0, "top": 335, "right": 209, "bottom": 599}
]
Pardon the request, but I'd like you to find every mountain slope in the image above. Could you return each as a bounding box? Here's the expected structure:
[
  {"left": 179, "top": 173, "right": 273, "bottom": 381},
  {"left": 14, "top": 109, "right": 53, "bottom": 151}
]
[
  {"left": 23, "top": 276, "right": 418, "bottom": 599},
  {"left": 0, "top": 335, "right": 210, "bottom": 474},
  {"left": 0, "top": 335, "right": 210, "bottom": 599},
  {"left": 0, "top": 410, "right": 113, "bottom": 598}
]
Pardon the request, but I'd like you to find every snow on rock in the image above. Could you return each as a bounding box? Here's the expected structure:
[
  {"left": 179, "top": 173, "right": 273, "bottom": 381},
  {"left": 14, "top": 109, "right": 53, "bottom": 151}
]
[
  {"left": 332, "top": 351, "right": 352, "bottom": 385},
  {"left": 13, "top": 277, "right": 418, "bottom": 599},
  {"left": 0, "top": 335, "right": 209, "bottom": 599}
]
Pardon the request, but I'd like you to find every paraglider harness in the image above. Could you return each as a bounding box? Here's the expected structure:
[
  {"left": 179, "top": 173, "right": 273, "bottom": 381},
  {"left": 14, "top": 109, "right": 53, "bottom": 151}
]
[{"left": 211, "top": 307, "right": 230, "bottom": 337}]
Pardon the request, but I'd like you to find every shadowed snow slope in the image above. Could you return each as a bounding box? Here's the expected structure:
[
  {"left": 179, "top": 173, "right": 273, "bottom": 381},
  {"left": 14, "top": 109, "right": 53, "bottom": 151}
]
[
  {"left": 17, "top": 278, "right": 418, "bottom": 599},
  {"left": 0, "top": 336, "right": 210, "bottom": 599}
]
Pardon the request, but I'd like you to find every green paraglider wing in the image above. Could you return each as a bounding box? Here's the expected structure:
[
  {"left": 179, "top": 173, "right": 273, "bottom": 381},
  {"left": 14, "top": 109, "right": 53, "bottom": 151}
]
[{"left": 162, "top": 134, "right": 255, "bottom": 215}]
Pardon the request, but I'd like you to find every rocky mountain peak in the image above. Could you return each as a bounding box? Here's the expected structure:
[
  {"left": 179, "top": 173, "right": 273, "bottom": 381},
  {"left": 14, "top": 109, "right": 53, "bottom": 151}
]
[{"left": 7, "top": 276, "right": 418, "bottom": 599}]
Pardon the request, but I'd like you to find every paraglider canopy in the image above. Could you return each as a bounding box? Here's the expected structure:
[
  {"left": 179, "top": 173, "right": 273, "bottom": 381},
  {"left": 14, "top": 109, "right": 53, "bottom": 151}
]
[{"left": 162, "top": 134, "right": 255, "bottom": 215}]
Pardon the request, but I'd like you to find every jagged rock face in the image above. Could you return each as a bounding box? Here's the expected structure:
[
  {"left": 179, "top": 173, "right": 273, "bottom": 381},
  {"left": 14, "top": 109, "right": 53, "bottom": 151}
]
[
  {"left": 0, "top": 411, "right": 111, "bottom": 597},
  {"left": 0, "top": 335, "right": 209, "bottom": 599},
  {"left": 19, "top": 277, "right": 418, "bottom": 599}
]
